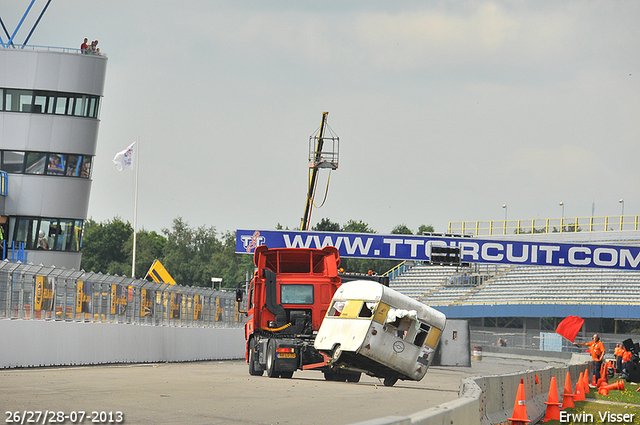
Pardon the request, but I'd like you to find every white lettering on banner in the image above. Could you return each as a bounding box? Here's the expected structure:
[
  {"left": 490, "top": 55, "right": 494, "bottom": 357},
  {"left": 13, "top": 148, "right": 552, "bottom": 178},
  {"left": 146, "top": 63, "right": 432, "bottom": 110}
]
[
  {"left": 621, "top": 250, "right": 640, "bottom": 268},
  {"left": 283, "top": 234, "right": 344, "bottom": 250},
  {"left": 384, "top": 238, "right": 403, "bottom": 256},
  {"left": 539, "top": 245, "right": 560, "bottom": 263},
  {"left": 506, "top": 244, "right": 528, "bottom": 262},
  {"left": 283, "top": 234, "right": 314, "bottom": 248},
  {"left": 459, "top": 242, "right": 479, "bottom": 260},
  {"left": 242, "top": 231, "right": 640, "bottom": 270},
  {"left": 594, "top": 248, "right": 617, "bottom": 267},
  {"left": 343, "top": 237, "right": 373, "bottom": 255},
  {"left": 568, "top": 247, "right": 591, "bottom": 265},
  {"left": 481, "top": 243, "right": 504, "bottom": 261},
  {"left": 313, "top": 235, "right": 340, "bottom": 249},
  {"left": 405, "top": 239, "right": 424, "bottom": 257}
]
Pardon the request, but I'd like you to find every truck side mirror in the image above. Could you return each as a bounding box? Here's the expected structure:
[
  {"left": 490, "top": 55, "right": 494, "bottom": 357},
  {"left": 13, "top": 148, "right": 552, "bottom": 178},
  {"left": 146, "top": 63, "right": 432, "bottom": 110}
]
[{"left": 236, "top": 288, "right": 243, "bottom": 303}]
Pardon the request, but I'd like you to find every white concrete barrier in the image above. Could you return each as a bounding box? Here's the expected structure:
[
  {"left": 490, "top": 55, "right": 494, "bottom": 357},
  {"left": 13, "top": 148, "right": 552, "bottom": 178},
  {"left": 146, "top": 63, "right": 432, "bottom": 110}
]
[
  {"left": 0, "top": 319, "right": 245, "bottom": 368},
  {"left": 349, "top": 353, "right": 590, "bottom": 425}
]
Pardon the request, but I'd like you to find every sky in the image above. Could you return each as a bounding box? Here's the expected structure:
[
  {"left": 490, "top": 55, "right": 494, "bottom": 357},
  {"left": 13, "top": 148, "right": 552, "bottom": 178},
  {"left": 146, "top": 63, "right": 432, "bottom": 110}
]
[{"left": 4, "top": 1, "right": 640, "bottom": 236}]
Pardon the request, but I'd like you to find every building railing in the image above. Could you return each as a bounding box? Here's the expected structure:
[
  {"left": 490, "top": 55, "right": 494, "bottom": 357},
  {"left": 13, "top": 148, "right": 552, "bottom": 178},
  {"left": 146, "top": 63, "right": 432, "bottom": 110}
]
[
  {"left": 449, "top": 215, "right": 639, "bottom": 236},
  {"left": 1, "top": 44, "right": 107, "bottom": 58},
  {"left": 0, "top": 261, "right": 244, "bottom": 327}
]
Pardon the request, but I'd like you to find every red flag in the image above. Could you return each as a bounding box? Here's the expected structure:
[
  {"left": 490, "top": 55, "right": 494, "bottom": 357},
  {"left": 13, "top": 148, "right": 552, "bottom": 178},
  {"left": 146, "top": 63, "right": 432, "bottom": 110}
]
[{"left": 556, "top": 315, "right": 584, "bottom": 342}]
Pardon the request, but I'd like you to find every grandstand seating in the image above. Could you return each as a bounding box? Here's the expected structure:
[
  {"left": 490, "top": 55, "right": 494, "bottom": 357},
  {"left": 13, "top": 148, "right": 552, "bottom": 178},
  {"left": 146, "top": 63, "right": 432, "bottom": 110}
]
[{"left": 389, "top": 263, "right": 640, "bottom": 307}]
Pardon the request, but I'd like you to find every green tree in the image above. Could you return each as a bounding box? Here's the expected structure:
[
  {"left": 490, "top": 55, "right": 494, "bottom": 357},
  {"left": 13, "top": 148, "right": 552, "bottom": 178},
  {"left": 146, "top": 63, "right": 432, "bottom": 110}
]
[
  {"left": 391, "top": 224, "right": 413, "bottom": 235},
  {"left": 123, "top": 229, "right": 167, "bottom": 278},
  {"left": 342, "top": 219, "right": 375, "bottom": 233},
  {"left": 81, "top": 217, "right": 133, "bottom": 276},
  {"left": 417, "top": 224, "right": 435, "bottom": 234},
  {"left": 312, "top": 218, "right": 341, "bottom": 232},
  {"left": 162, "top": 217, "right": 222, "bottom": 287}
]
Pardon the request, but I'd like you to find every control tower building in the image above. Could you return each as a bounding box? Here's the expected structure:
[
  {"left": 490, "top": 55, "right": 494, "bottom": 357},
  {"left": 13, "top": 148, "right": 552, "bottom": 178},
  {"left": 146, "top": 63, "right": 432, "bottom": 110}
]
[{"left": 0, "top": 29, "right": 107, "bottom": 269}]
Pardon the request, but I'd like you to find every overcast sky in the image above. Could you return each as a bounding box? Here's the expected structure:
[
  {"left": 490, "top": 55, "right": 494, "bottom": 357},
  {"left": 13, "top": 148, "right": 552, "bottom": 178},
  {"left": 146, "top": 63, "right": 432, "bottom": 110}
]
[{"left": 5, "top": 1, "right": 640, "bottom": 236}]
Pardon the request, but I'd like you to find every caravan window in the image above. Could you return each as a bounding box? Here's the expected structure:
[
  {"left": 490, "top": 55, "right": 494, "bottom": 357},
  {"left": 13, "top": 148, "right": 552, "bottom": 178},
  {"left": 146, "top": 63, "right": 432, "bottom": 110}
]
[{"left": 327, "top": 300, "right": 377, "bottom": 318}]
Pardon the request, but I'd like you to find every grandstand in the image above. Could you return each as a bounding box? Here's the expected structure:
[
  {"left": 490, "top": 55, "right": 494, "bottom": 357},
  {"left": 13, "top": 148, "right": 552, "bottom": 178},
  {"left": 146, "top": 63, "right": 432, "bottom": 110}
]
[
  {"left": 390, "top": 264, "right": 640, "bottom": 307},
  {"left": 388, "top": 225, "right": 640, "bottom": 340}
]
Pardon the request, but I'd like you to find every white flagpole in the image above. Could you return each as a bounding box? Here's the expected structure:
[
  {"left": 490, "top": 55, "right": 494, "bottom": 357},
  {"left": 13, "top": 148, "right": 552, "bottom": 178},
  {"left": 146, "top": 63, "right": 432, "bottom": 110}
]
[{"left": 132, "top": 136, "right": 140, "bottom": 278}]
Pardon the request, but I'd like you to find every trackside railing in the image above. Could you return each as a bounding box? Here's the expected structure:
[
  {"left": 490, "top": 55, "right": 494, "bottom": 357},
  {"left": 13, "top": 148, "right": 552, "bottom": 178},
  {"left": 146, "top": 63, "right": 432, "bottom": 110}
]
[
  {"left": 0, "top": 261, "right": 245, "bottom": 327},
  {"left": 450, "top": 215, "right": 639, "bottom": 235}
]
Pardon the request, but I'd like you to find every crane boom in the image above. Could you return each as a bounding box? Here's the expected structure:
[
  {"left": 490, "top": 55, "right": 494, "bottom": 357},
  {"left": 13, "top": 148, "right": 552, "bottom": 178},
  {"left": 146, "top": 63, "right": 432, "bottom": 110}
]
[{"left": 301, "top": 112, "right": 329, "bottom": 231}]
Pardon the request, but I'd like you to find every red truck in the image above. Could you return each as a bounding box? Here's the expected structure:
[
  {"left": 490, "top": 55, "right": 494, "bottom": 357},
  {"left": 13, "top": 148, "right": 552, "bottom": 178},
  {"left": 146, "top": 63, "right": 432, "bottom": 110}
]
[{"left": 244, "top": 245, "right": 384, "bottom": 381}]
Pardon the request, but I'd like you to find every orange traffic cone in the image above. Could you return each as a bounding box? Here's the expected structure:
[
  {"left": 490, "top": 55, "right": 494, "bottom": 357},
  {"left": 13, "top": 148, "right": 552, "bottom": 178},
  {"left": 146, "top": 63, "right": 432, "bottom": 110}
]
[
  {"left": 601, "top": 380, "right": 625, "bottom": 392},
  {"left": 583, "top": 368, "right": 590, "bottom": 394},
  {"left": 562, "top": 372, "right": 574, "bottom": 409},
  {"left": 599, "top": 387, "right": 609, "bottom": 395},
  {"left": 574, "top": 371, "right": 585, "bottom": 401},
  {"left": 543, "top": 377, "right": 562, "bottom": 422},
  {"left": 596, "top": 364, "right": 608, "bottom": 388},
  {"left": 508, "top": 379, "right": 531, "bottom": 424}
]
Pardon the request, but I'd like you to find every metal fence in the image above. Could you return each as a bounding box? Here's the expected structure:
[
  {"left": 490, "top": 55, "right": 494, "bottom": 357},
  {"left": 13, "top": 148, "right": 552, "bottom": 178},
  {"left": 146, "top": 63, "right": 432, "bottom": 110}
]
[
  {"left": 0, "top": 261, "right": 245, "bottom": 327},
  {"left": 471, "top": 328, "right": 634, "bottom": 356},
  {"left": 449, "top": 214, "right": 640, "bottom": 235}
]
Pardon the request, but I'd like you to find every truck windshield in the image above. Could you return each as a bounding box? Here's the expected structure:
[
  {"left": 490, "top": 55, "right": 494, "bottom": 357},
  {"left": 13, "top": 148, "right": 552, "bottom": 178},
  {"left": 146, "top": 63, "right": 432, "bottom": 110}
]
[{"left": 281, "top": 284, "right": 313, "bottom": 304}]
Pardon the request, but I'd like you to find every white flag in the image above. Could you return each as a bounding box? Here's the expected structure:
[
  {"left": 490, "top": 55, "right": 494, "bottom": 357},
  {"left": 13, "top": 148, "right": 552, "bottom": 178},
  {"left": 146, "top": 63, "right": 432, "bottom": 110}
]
[{"left": 113, "top": 142, "right": 136, "bottom": 171}]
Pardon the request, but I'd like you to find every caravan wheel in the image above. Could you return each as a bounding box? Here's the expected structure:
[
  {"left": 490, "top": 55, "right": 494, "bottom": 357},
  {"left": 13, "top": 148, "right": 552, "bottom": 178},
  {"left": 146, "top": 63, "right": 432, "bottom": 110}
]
[{"left": 383, "top": 376, "right": 398, "bottom": 387}]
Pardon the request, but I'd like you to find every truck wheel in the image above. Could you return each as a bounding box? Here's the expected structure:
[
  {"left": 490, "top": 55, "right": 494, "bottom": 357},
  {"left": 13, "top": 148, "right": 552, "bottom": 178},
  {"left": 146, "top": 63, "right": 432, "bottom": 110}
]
[
  {"left": 266, "top": 339, "right": 278, "bottom": 378},
  {"left": 280, "top": 371, "right": 294, "bottom": 379},
  {"left": 323, "top": 371, "right": 337, "bottom": 381},
  {"left": 248, "top": 340, "right": 263, "bottom": 376},
  {"left": 383, "top": 376, "right": 398, "bottom": 387}
]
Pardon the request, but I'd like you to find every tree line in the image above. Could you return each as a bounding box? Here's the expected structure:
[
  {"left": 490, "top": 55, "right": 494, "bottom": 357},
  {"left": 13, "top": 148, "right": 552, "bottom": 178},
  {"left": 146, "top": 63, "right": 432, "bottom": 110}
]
[{"left": 80, "top": 217, "right": 434, "bottom": 288}]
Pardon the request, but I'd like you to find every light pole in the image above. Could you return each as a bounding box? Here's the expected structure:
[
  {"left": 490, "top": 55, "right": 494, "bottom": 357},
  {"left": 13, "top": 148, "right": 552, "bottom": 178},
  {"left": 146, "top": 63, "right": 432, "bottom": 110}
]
[
  {"left": 559, "top": 202, "right": 564, "bottom": 232},
  {"left": 619, "top": 199, "right": 624, "bottom": 230},
  {"left": 619, "top": 199, "right": 624, "bottom": 216},
  {"left": 502, "top": 204, "right": 507, "bottom": 235}
]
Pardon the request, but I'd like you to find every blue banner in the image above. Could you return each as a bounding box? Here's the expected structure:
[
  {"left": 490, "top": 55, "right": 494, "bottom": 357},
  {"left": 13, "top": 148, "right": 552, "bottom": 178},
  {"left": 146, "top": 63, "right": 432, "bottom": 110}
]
[{"left": 236, "top": 229, "right": 640, "bottom": 271}]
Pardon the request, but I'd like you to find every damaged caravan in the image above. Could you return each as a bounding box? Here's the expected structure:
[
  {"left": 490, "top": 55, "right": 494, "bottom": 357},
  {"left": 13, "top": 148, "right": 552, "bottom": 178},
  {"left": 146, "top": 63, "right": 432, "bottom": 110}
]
[{"left": 314, "top": 280, "right": 446, "bottom": 386}]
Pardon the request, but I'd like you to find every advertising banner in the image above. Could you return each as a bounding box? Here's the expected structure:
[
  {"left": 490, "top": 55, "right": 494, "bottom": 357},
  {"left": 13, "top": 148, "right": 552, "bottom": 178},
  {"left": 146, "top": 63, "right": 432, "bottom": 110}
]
[
  {"left": 236, "top": 229, "right": 640, "bottom": 271},
  {"left": 76, "top": 281, "right": 92, "bottom": 314},
  {"left": 141, "top": 288, "right": 155, "bottom": 317},
  {"left": 34, "top": 276, "right": 55, "bottom": 311},
  {"left": 170, "top": 293, "right": 181, "bottom": 319},
  {"left": 110, "top": 284, "right": 127, "bottom": 315},
  {"left": 193, "top": 294, "right": 203, "bottom": 320}
]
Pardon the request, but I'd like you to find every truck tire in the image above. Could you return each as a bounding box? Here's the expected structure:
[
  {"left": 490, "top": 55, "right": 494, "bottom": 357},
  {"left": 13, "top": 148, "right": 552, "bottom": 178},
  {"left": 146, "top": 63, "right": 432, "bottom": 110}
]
[
  {"left": 248, "top": 339, "right": 263, "bottom": 376},
  {"left": 383, "top": 376, "right": 398, "bottom": 387},
  {"left": 280, "top": 371, "right": 294, "bottom": 379},
  {"left": 266, "top": 339, "right": 278, "bottom": 378}
]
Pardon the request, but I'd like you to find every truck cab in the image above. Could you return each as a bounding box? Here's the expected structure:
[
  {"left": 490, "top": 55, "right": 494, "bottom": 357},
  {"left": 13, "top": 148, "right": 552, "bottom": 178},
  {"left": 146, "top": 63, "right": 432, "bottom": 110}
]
[{"left": 245, "top": 246, "right": 342, "bottom": 378}]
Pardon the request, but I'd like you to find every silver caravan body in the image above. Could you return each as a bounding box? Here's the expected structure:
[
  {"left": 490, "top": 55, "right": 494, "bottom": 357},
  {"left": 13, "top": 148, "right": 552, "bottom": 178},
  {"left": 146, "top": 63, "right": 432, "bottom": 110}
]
[{"left": 314, "top": 280, "right": 446, "bottom": 385}]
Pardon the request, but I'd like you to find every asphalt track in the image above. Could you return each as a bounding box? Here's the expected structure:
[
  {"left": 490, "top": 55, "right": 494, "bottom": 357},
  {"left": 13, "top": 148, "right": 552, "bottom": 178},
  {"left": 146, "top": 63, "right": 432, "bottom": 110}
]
[{"left": 1, "top": 354, "right": 565, "bottom": 425}]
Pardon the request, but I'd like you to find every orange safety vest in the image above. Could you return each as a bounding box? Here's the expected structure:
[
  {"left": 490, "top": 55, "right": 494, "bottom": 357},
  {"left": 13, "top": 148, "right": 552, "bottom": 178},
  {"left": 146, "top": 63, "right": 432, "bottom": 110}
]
[
  {"left": 623, "top": 350, "right": 633, "bottom": 362},
  {"left": 589, "top": 340, "right": 605, "bottom": 361}
]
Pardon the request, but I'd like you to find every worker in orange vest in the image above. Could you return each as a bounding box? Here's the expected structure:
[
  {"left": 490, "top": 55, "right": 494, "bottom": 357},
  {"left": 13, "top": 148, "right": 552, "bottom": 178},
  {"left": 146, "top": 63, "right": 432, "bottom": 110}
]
[
  {"left": 614, "top": 343, "right": 624, "bottom": 374},
  {"left": 575, "top": 334, "right": 605, "bottom": 383}
]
